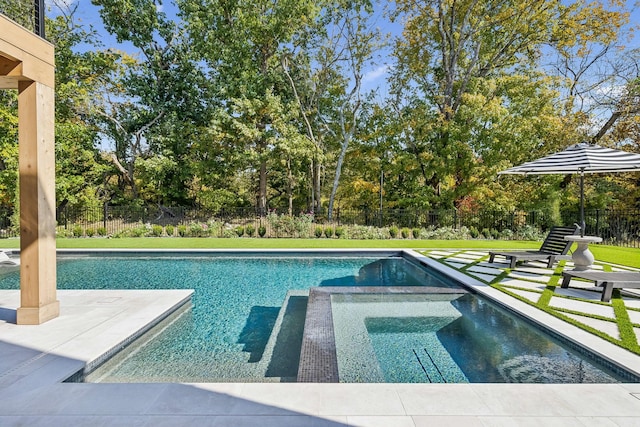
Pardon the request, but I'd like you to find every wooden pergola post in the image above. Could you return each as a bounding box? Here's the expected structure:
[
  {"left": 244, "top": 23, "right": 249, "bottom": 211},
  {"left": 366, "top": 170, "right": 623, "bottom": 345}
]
[{"left": 1, "top": 14, "right": 58, "bottom": 324}]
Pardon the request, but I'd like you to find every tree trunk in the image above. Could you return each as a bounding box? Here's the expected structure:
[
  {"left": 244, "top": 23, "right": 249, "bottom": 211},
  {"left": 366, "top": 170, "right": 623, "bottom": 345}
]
[
  {"left": 328, "top": 137, "right": 349, "bottom": 221},
  {"left": 258, "top": 158, "right": 267, "bottom": 216}
]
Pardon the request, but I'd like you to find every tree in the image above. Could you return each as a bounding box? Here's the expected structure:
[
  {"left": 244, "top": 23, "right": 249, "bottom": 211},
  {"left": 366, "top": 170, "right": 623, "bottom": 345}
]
[
  {"left": 280, "top": 0, "right": 385, "bottom": 218},
  {"left": 181, "top": 0, "right": 319, "bottom": 214},
  {"left": 390, "top": 0, "right": 630, "bottom": 209},
  {"left": 48, "top": 4, "right": 119, "bottom": 212},
  {"left": 92, "top": 0, "right": 209, "bottom": 204}
]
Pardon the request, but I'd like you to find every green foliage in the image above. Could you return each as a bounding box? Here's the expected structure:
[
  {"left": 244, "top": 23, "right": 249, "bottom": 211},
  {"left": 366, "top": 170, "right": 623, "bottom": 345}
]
[
  {"left": 246, "top": 224, "right": 256, "bottom": 237},
  {"left": 258, "top": 225, "right": 267, "bottom": 237},
  {"left": 85, "top": 228, "right": 95, "bottom": 237},
  {"left": 165, "top": 224, "right": 175, "bottom": 236},
  {"left": 235, "top": 226, "right": 245, "bottom": 237},
  {"left": 97, "top": 227, "right": 107, "bottom": 236},
  {"left": 151, "top": 225, "right": 164, "bottom": 237},
  {"left": 401, "top": 228, "right": 410, "bottom": 239},
  {"left": 412, "top": 228, "right": 420, "bottom": 239},
  {"left": 189, "top": 223, "right": 208, "bottom": 237},
  {"left": 389, "top": 226, "right": 398, "bottom": 238},
  {"left": 315, "top": 226, "right": 324, "bottom": 238},
  {"left": 335, "top": 227, "right": 344, "bottom": 238},
  {"left": 177, "top": 225, "right": 187, "bottom": 237},
  {"left": 324, "top": 227, "right": 334, "bottom": 238},
  {"left": 72, "top": 225, "right": 83, "bottom": 237},
  {"left": 469, "top": 226, "right": 479, "bottom": 238}
]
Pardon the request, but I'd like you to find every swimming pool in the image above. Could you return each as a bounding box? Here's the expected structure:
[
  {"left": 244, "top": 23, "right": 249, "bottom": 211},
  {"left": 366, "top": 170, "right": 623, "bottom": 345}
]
[{"left": 0, "top": 251, "right": 629, "bottom": 383}]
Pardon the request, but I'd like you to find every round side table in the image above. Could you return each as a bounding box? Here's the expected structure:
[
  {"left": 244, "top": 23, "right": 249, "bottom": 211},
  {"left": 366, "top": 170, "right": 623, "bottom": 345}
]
[{"left": 564, "top": 235, "right": 602, "bottom": 271}]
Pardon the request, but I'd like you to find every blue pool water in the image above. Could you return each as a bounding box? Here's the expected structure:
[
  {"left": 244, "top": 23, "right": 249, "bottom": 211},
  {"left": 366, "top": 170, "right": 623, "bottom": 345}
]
[
  {"left": 0, "top": 253, "right": 451, "bottom": 382},
  {"left": 0, "top": 253, "right": 626, "bottom": 383},
  {"left": 331, "top": 293, "right": 620, "bottom": 383}
]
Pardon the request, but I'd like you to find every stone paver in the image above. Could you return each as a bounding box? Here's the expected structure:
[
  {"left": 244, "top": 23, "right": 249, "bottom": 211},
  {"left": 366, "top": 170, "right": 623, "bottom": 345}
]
[
  {"left": 499, "top": 278, "right": 547, "bottom": 292},
  {"left": 506, "top": 288, "right": 542, "bottom": 304},
  {"left": 561, "top": 312, "right": 620, "bottom": 340},
  {"left": 508, "top": 270, "right": 552, "bottom": 284},
  {"left": 548, "top": 296, "right": 616, "bottom": 319}
]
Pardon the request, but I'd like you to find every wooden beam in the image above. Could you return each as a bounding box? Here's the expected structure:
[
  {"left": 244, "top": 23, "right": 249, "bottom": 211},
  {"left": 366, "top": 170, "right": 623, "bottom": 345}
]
[
  {"left": 0, "top": 56, "right": 22, "bottom": 76},
  {"left": 0, "top": 14, "right": 54, "bottom": 87}
]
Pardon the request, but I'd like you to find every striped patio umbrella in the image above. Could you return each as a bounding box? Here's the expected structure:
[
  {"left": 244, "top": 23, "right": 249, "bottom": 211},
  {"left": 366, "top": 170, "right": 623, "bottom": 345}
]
[{"left": 499, "top": 142, "right": 640, "bottom": 236}]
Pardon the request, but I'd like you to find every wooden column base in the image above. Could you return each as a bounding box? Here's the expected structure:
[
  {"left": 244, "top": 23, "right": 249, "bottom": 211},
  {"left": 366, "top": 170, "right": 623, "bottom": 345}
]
[{"left": 17, "top": 300, "right": 60, "bottom": 325}]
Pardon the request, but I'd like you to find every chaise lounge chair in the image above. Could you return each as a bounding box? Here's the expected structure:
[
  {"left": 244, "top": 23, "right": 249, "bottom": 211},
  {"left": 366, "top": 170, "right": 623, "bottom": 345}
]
[
  {"left": 561, "top": 270, "right": 640, "bottom": 302},
  {"left": 488, "top": 225, "right": 579, "bottom": 269},
  {"left": 0, "top": 251, "right": 19, "bottom": 266}
]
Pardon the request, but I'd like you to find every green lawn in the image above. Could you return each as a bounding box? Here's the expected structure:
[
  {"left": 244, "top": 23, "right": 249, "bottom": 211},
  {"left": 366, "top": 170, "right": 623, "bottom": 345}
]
[{"left": 1, "top": 237, "right": 638, "bottom": 268}]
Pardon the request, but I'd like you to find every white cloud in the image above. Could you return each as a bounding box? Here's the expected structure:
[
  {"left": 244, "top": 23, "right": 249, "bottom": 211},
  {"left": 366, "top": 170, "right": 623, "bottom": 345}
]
[{"left": 363, "top": 65, "right": 389, "bottom": 83}]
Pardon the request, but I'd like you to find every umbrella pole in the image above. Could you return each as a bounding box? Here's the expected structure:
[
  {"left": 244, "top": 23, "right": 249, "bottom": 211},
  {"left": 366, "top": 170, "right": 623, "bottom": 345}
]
[{"left": 580, "top": 172, "right": 585, "bottom": 237}]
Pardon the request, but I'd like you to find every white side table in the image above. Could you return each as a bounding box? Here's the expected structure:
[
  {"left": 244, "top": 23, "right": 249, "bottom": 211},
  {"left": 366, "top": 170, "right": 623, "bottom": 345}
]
[{"left": 564, "top": 235, "right": 602, "bottom": 271}]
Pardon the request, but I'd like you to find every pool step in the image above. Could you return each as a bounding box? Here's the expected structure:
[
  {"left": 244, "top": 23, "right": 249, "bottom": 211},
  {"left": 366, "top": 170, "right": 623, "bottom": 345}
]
[{"left": 257, "top": 290, "right": 309, "bottom": 381}]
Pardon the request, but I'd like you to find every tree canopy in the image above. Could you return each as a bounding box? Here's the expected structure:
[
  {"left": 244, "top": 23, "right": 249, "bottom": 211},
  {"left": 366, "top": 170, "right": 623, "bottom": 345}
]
[{"left": 0, "top": 0, "right": 638, "bottom": 223}]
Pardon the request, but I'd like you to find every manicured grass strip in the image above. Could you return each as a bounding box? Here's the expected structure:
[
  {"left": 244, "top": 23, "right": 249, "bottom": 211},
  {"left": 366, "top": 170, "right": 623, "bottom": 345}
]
[
  {"left": 611, "top": 295, "right": 640, "bottom": 349},
  {"left": 1, "top": 238, "right": 638, "bottom": 267},
  {"left": 537, "top": 262, "right": 566, "bottom": 308}
]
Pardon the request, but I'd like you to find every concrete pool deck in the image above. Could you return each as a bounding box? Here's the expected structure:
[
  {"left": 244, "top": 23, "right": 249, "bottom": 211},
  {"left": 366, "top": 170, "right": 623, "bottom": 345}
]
[{"left": 0, "top": 251, "right": 639, "bottom": 425}]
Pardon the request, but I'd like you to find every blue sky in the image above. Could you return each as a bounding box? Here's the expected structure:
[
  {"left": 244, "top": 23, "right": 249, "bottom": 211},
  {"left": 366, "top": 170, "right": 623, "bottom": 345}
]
[{"left": 54, "top": 0, "right": 639, "bottom": 96}]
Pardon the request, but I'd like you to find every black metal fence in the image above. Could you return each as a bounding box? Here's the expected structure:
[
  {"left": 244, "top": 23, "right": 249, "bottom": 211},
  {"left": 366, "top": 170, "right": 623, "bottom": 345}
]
[
  {"left": 0, "top": 0, "right": 45, "bottom": 37},
  {"left": 0, "top": 205, "right": 638, "bottom": 247}
]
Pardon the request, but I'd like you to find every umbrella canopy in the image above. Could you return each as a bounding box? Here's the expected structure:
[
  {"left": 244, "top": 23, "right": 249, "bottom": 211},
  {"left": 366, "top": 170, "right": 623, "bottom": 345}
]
[{"left": 499, "top": 142, "right": 640, "bottom": 236}]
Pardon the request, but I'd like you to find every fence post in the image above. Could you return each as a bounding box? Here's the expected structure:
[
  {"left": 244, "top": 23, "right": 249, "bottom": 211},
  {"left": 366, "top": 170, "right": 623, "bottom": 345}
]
[
  {"left": 453, "top": 209, "right": 458, "bottom": 229},
  {"left": 595, "top": 209, "right": 600, "bottom": 237},
  {"left": 103, "top": 203, "right": 107, "bottom": 231}
]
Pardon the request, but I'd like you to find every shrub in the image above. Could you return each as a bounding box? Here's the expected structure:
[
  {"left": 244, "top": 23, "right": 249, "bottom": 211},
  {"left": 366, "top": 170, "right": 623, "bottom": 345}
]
[
  {"left": 85, "top": 228, "right": 95, "bottom": 237},
  {"left": 97, "top": 227, "right": 107, "bottom": 236},
  {"left": 500, "top": 229, "right": 514, "bottom": 240},
  {"left": 324, "top": 227, "right": 334, "bottom": 238},
  {"left": 517, "top": 225, "right": 544, "bottom": 241},
  {"left": 412, "top": 228, "right": 420, "bottom": 239},
  {"left": 72, "top": 225, "right": 83, "bottom": 237},
  {"left": 151, "top": 225, "right": 164, "bottom": 237},
  {"left": 131, "top": 225, "right": 147, "bottom": 237},
  {"left": 490, "top": 228, "right": 500, "bottom": 239},
  {"left": 258, "top": 225, "right": 267, "bottom": 237},
  {"left": 165, "top": 224, "right": 174, "bottom": 236},
  {"left": 348, "top": 225, "right": 389, "bottom": 239},
  {"left": 389, "top": 226, "right": 398, "bottom": 238},
  {"left": 189, "top": 223, "right": 207, "bottom": 237},
  {"left": 335, "top": 227, "right": 344, "bottom": 238},
  {"left": 401, "top": 227, "right": 410, "bottom": 239},
  {"left": 481, "top": 228, "right": 491, "bottom": 239},
  {"left": 177, "top": 225, "right": 187, "bottom": 237},
  {"left": 235, "top": 226, "right": 245, "bottom": 237},
  {"left": 246, "top": 224, "right": 255, "bottom": 237},
  {"left": 315, "top": 226, "right": 323, "bottom": 238},
  {"left": 469, "top": 226, "right": 479, "bottom": 238}
]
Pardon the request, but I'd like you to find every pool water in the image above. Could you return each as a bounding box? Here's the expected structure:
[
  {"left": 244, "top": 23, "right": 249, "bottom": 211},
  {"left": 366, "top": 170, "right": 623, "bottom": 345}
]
[
  {"left": 0, "top": 253, "right": 626, "bottom": 383},
  {"left": 0, "top": 254, "right": 448, "bottom": 382},
  {"left": 331, "top": 293, "right": 619, "bottom": 383}
]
